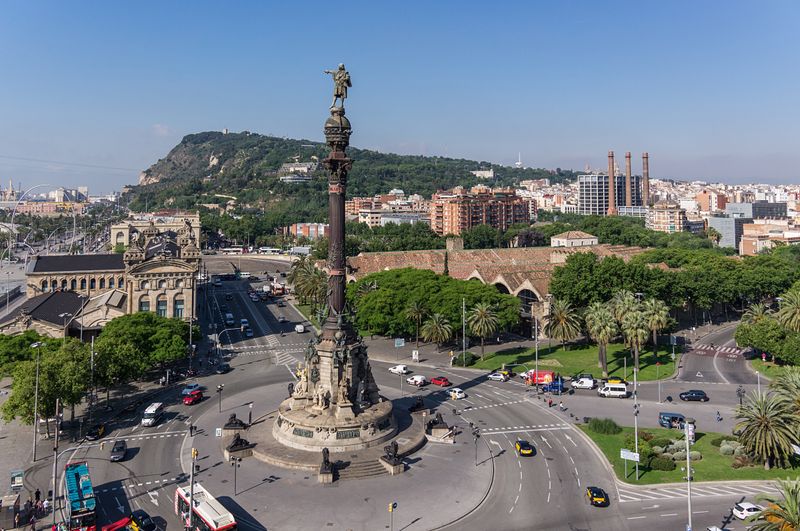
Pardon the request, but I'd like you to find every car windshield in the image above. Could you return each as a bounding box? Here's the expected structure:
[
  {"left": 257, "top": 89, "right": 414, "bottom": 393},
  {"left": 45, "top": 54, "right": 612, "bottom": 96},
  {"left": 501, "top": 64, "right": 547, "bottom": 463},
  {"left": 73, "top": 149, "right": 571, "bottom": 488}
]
[{"left": 113, "top": 443, "right": 124, "bottom": 451}]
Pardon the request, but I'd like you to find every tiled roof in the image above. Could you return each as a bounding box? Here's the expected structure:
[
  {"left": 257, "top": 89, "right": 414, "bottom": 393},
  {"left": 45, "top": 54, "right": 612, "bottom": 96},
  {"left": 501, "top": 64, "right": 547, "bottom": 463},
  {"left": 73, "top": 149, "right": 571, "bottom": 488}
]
[
  {"left": 32, "top": 254, "right": 124, "bottom": 273},
  {"left": 551, "top": 231, "right": 597, "bottom": 240},
  {"left": 0, "top": 291, "right": 86, "bottom": 326}
]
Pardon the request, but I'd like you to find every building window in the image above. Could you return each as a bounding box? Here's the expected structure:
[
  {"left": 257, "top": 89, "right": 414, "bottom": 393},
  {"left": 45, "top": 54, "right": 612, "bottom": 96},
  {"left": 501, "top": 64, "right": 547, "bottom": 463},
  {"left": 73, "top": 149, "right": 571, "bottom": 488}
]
[
  {"left": 138, "top": 297, "right": 150, "bottom": 312},
  {"left": 89, "top": 278, "right": 96, "bottom": 289},
  {"left": 61, "top": 279, "right": 67, "bottom": 290},
  {"left": 51, "top": 280, "right": 57, "bottom": 290},
  {"left": 108, "top": 277, "right": 115, "bottom": 289},
  {"left": 118, "top": 277, "right": 124, "bottom": 288},
  {"left": 174, "top": 297, "right": 185, "bottom": 318},
  {"left": 156, "top": 297, "right": 167, "bottom": 317},
  {"left": 99, "top": 278, "right": 105, "bottom": 289},
  {"left": 141, "top": 280, "right": 150, "bottom": 290},
  {"left": 176, "top": 279, "right": 185, "bottom": 289},
  {"left": 158, "top": 280, "right": 167, "bottom": 289},
  {"left": 41, "top": 280, "right": 47, "bottom": 292},
  {"left": 70, "top": 279, "right": 77, "bottom": 290},
  {"left": 80, "top": 278, "right": 86, "bottom": 290}
]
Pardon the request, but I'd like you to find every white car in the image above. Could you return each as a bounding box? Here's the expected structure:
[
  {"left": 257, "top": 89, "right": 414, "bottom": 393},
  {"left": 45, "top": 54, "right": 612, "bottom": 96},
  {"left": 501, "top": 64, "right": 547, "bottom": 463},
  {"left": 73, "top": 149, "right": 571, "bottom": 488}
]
[
  {"left": 487, "top": 373, "right": 508, "bottom": 382},
  {"left": 388, "top": 365, "right": 409, "bottom": 375},
  {"left": 571, "top": 377, "right": 596, "bottom": 389},
  {"left": 449, "top": 388, "right": 466, "bottom": 400},
  {"left": 732, "top": 502, "right": 764, "bottom": 520},
  {"left": 406, "top": 375, "right": 427, "bottom": 386},
  {"left": 181, "top": 383, "right": 201, "bottom": 396}
]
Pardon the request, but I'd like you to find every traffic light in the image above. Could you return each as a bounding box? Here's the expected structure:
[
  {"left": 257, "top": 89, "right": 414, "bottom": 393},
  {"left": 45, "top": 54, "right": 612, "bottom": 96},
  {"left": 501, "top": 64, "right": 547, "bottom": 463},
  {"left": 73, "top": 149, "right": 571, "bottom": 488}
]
[{"left": 191, "top": 448, "right": 198, "bottom": 460}]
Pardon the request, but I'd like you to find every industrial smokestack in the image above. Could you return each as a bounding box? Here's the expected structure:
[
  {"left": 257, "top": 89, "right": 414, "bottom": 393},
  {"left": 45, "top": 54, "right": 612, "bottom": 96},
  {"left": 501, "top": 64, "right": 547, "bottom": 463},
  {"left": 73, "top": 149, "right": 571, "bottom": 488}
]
[
  {"left": 642, "top": 152, "right": 650, "bottom": 206},
  {"left": 607, "top": 150, "right": 617, "bottom": 216},
  {"left": 625, "top": 151, "right": 632, "bottom": 207}
]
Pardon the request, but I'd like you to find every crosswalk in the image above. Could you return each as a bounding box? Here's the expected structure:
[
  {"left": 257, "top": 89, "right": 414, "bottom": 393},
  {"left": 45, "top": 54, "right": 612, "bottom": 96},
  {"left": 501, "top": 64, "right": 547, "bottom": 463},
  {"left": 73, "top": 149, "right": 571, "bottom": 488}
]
[
  {"left": 482, "top": 423, "right": 571, "bottom": 435},
  {"left": 694, "top": 343, "right": 744, "bottom": 355},
  {"left": 464, "top": 399, "right": 528, "bottom": 411},
  {"left": 618, "top": 481, "right": 776, "bottom": 503}
]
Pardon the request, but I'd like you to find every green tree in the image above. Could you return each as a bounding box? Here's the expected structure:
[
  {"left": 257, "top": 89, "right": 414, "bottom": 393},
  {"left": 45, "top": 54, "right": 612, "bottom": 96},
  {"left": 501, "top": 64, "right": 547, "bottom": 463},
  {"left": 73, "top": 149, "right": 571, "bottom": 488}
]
[
  {"left": 771, "top": 367, "right": 800, "bottom": 416},
  {"left": 421, "top": 313, "right": 453, "bottom": 348},
  {"left": 462, "top": 224, "right": 501, "bottom": 250},
  {"left": 622, "top": 310, "right": 649, "bottom": 376},
  {"left": 735, "top": 392, "right": 798, "bottom": 470},
  {"left": 611, "top": 290, "right": 639, "bottom": 326},
  {"left": 544, "top": 298, "right": 581, "bottom": 351},
  {"left": 642, "top": 298, "right": 670, "bottom": 355},
  {"left": 706, "top": 227, "right": 722, "bottom": 246},
  {"left": 751, "top": 477, "right": 800, "bottom": 530},
  {"left": 467, "top": 302, "right": 499, "bottom": 360},
  {"left": 584, "top": 302, "right": 617, "bottom": 377},
  {"left": 405, "top": 301, "right": 428, "bottom": 350},
  {"left": 777, "top": 290, "right": 800, "bottom": 333}
]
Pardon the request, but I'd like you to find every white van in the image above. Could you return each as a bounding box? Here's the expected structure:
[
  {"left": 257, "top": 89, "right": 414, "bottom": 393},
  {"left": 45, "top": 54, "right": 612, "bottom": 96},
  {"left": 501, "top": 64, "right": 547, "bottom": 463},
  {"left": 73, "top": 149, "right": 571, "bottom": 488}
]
[
  {"left": 294, "top": 324, "right": 305, "bottom": 333},
  {"left": 597, "top": 383, "right": 628, "bottom": 398},
  {"left": 142, "top": 402, "right": 164, "bottom": 426}
]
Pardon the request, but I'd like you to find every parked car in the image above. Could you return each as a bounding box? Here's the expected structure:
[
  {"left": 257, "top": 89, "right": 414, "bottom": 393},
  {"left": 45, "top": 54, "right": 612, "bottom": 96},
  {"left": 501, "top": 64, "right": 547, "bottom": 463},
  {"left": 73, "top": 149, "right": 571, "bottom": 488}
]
[
  {"left": 278, "top": 301, "right": 286, "bottom": 307},
  {"left": 294, "top": 324, "right": 305, "bottom": 333},
  {"left": 487, "top": 372, "right": 509, "bottom": 382},
  {"left": 406, "top": 375, "right": 427, "bottom": 386},
  {"left": 388, "top": 365, "right": 409, "bottom": 375},
  {"left": 215, "top": 363, "right": 232, "bottom": 375},
  {"left": 85, "top": 423, "right": 106, "bottom": 441},
  {"left": 109, "top": 440, "right": 127, "bottom": 462},
  {"left": 181, "top": 383, "right": 201, "bottom": 396},
  {"left": 449, "top": 388, "right": 466, "bottom": 400},
  {"left": 130, "top": 510, "right": 157, "bottom": 531},
  {"left": 571, "top": 377, "right": 596, "bottom": 390},
  {"left": 679, "top": 389, "right": 709, "bottom": 402},
  {"left": 183, "top": 390, "right": 203, "bottom": 405},
  {"left": 586, "top": 486, "right": 609, "bottom": 507},
  {"left": 278, "top": 316, "right": 287, "bottom": 323},
  {"left": 732, "top": 502, "right": 764, "bottom": 520},
  {"left": 515, "top": 440, "right": 534, "bottom": 456},
  {"left": 430, "top": 376, "right": 451, "bottom": 387}
]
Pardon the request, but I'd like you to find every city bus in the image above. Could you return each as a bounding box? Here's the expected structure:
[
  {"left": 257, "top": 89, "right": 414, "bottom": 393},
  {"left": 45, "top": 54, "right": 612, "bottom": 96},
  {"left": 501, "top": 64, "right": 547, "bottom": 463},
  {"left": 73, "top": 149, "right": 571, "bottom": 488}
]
[
  {"left": 220, "top": 247, "right": 244, "bottom": 255},
  {"left": 175, "top": 484, "right": 237, "bottom": 531},
  {"left": 64, "top": 461, "right": 97, "bottom": 531},
  {"left": 257, "top": 247, "right": 280, "bottom": 255}
]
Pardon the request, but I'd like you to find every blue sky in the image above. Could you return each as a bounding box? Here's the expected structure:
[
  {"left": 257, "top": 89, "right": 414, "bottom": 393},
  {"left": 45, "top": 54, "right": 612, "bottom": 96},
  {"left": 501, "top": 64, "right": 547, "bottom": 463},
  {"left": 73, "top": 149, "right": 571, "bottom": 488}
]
[{"left": 0, "top": 1, "right": 798, "bottom": 193}]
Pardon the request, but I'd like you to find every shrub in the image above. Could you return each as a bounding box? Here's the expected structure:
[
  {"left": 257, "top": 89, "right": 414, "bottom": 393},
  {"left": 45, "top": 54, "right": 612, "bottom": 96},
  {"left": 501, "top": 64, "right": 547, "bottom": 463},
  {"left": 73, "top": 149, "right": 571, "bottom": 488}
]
[
  {"left": 689, "top": 451, "right": 702, "bottom": 461},
  {"left": 711, "top": 435, "right": 738, "bottom": 447},
  {"left": 650, "top": 437, "right": 673, "bottom": 448},
  {"left": 720, "top": 445, "right": 735, "bottom": 456},
  {"left": 660, "top": 452, "right": 674, "bottom": 460},
  {"left": 672, "top": 451, "right": 687, "bottom": 461},
  {"left": 733, "top": 446, "right": 747, "bottom": 457},
  {"left": 588, "top": 418, "right": 622, "bottom": 435},
  {"left": 640, "top": 431, "right": 654, "bottom": 442},
  {"left": 665, "top": 444, "right": 680, "bottom": 454},
  {"left": 452, "top": 352, "right": 479, "bottom": 367},
  {"left": 651, "top": 446, "right": 664, "bottom": 455},
  {"left": 648, "top": 456, "right": 676, "bottom": 471}
]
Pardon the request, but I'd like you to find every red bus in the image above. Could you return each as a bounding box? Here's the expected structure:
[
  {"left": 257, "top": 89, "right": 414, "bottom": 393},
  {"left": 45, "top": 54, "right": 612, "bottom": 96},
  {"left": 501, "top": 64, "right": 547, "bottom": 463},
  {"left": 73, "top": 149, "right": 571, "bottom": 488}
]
[
  {"left": 175, "top": 484, "right": 237, "bottom": 531},
  {"left": 64, "top": 461, "right": 97, "bottom": 531}
]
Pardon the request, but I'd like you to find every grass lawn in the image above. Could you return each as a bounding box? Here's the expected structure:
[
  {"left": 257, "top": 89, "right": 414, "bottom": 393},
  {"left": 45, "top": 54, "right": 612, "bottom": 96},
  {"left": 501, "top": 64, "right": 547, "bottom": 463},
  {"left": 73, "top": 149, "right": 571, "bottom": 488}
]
[
  {"left": 749, "top": 358, "right": 793, "bottom": 381},
  {"left": 469, "top": 342, "right": 678, "bottom": 382},
  {"left": 581, "top": 425, "right": 800, "bottom": 484},
  {"left": 293, "top": 302, "right": 321, "bottom": 328}
]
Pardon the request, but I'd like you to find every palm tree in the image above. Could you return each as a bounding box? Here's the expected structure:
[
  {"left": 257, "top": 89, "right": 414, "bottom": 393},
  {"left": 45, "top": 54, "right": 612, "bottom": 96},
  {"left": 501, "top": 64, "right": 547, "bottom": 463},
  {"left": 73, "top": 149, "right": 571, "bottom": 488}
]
[
  {"left": 642, "top": 298, "right": 670, "bottom": 355},
  {"left": 771, "top": 367, "right": 800, "bottom": 416},
  {"left": 707, "top": 227, "right": 722, "bottom": 246},
  {"left": 735, "top": 392, "right": 798, "bottom": 470},
  {"left": 751, "top": 477, "right": 800, "bottom": 530},
  {"left": 777, "top": 291, "right": 800, "bottom": 332},
  {"left": 610, "top": 290, "right": 639, "bottom": 327},
  {"left": 743, "top": 303, "right": 772, "bottom": 325},
  {"left": 467, "top": 302, "right": 499, "bottom": 360},
  {"left": 621, "top": 310, "right": 649, "bottom": 375},
  {"left": 405, "top": 301, "right": 428, "bottom": 350},
  {"left": 584, "top": 302, "right": 617, "bottom": 377},
  {"left": 421, "top": 314, "right": 453, "bottom": 349},
  {"left": 544, "top": 298, "right": 581, "bottom": 351}
]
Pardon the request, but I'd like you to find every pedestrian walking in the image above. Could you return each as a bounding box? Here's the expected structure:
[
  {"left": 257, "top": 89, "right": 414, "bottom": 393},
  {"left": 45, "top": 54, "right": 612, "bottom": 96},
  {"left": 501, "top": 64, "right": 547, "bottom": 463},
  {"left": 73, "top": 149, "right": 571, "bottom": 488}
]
[
  {"left": 34, "top": 490, "right": 40, "bottom": 503},
  {"left": 29, "top": 515, "right": 36, "bottom": 531},
  {"left": 559, "top": 401, "right": 565, "bottom": 411},
  {"left": 548, "top": 398, "right": 553, "bottom": 408},
  {"left": 716, "top": 411, "right": 722, "bottom": 422},
  {"left": 15, "top": 512, "right": 20, "bottom": 528},
  {"left": 42, "top": 500, "right": 49, "bottom": 515}
]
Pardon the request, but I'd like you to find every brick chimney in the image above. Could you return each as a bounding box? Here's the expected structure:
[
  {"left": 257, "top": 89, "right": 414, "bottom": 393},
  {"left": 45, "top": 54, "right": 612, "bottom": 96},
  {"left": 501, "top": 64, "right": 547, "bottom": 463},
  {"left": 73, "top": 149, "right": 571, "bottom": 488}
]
[
  {"left": 642, "top": 152, "right": 650, "bottom": 206},
  {"left": 625, "top": 152, "right": 632, "bottom": 207},
  {"left": 607, "top": 151, "right": 617, "bottom": 216}
]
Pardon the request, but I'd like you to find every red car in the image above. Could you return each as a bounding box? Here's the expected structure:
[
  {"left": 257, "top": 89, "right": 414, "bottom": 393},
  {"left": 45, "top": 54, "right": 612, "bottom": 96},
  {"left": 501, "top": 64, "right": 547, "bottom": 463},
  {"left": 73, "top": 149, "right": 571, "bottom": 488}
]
[
  {"left": 183, "top": 390, "right": 203, "bottom": 405},
  {"left": 431, "top": 376, "right": 451, "bottom": 387}
]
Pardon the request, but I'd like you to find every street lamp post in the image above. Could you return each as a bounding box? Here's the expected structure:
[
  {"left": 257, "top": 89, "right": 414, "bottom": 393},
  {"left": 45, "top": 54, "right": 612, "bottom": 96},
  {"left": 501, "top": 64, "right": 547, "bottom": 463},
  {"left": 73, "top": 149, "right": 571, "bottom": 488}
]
[
  {"left": 756, "top": 371, "right": 761, "bottom": 394},
  {"left": 230, "top": 457, "right": 241, "bottom": 496},
  {"left": 633, "top": 403, "right": 640, "bottom": 480},
  {"left": 31, "top": 341, "right": 42, "bottom": 462},
  {"left": 59, "top": 312, "right": 73, "bottom": 346},
  {"left": 656, "top": 361, "right": 661, "bottom": 403},
  {"left": 470, "top": 423, "right": 481, "bottom": 466},
  {"left": 51, "top": 398, "right": 61, "bottom": 528},
  {"left": 216, "top": 384, "right": 224, "bottom": 413},
  {"left": 736, "top": 385, "right": 745, "bottom": 406}
]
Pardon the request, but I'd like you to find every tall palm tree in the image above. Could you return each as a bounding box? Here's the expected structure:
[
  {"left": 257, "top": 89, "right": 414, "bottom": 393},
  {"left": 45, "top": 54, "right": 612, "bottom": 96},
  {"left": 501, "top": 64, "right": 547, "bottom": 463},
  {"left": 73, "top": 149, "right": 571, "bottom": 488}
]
[
  {"left": 584, "top": 302, "right": 617, "bottom": 377},
  {"left": 751, "top": 478, "right": 800, "bottom": 531},
  {"left": 467, "top": 302, "right": 499, "bottom": 360},
  {"left": 544, "top": 298, "right": 582, "bottom": 351},
  {"left": 735, "top": 392, "right": 798, "bottom": 470},
  {"left": 405, "top": 301, "right": 428, "bottom": 350},
  {"left": 622, "top": 310, "right": 649, "bottom": 375},
  {"left": 743, "top": 303, "right": 772, "bottom": 325},
  {"left": 642, "top": 298, "right": 670, "bottom": 355},
  {"left": 611, "top": 290, "right": 639, "bottom": 328},
  {"left": 776, "top": 291, "right": 800, "bottom": 332},
  {"left": 421, "top": 314, "right": 453, "bottom": 349},
  {"left": 771, "top": 367, "right": 800, "bottom": 416}
]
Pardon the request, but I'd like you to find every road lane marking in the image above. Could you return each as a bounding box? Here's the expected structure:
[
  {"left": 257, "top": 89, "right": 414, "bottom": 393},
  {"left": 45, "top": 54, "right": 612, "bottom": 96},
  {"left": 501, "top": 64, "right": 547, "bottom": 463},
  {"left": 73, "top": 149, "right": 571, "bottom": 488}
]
[
  {"left": 712, "top": 350, "right": 731, "bottom": 384},
  {"left": 659, "top": 513, "right": 678, "bottom": 517},
  {"left": 627, "top": 516, "right": 647, "bottom": 520}
]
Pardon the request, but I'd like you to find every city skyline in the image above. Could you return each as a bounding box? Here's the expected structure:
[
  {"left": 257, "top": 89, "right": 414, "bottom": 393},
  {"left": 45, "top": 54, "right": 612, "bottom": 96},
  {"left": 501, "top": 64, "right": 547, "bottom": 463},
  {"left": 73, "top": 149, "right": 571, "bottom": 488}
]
[{"left": 1, "top": 1, "right": 799, "bottom": 193}]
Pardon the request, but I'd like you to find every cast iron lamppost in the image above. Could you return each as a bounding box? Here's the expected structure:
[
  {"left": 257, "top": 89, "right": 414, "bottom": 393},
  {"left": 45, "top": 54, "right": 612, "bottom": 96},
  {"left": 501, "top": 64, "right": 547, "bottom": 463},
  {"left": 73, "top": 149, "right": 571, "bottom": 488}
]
[
  {"left": 216, "top": 384, "right": 224, "bottom": 413},
  {"left": 230, "top": 456, "right": 241, "bottom": 496}
]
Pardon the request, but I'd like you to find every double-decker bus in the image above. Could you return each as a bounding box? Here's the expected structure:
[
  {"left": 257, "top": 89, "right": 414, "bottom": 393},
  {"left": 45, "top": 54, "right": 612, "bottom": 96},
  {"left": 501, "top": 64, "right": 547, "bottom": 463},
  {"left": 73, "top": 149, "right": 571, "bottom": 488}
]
[
  {"left": 64, "top": 461, "right": 97, "bottom": 531},
  {"left": 175, "top": 484, "right": 237, "bottom": 531}
]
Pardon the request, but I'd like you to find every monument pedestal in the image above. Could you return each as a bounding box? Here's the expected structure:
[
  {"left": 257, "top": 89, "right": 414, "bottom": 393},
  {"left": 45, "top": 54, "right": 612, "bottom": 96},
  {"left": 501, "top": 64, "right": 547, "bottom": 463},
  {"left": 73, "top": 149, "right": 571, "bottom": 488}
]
[{"left": 379, "top": 457, "right": 404, "bottom": 475}]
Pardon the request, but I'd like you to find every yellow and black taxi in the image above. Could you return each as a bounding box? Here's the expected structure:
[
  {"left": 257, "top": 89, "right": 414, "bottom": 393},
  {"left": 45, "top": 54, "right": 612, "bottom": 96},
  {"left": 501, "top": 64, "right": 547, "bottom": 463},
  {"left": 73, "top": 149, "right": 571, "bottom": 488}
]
[
  {"left": 586, "top": 486, "right": 609, "bottom": 507},
  {"left": 515, "top": 440, "right": 535, "bottom": 456}
]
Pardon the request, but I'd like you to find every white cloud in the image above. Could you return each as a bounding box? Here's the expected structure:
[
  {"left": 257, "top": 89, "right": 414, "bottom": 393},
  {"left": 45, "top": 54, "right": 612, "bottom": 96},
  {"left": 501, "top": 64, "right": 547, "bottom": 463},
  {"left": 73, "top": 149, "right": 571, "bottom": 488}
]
[{"left": 151, "top": 124, "right": 171, "bottom": 137}]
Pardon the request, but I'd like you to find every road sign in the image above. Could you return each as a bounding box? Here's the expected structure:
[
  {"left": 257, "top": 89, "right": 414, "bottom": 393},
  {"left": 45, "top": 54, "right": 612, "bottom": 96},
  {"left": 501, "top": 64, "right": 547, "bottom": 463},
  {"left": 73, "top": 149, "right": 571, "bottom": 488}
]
[
  {"left": 394, "top": 338, "right": 405, "bottom": 348},
  {"left": 620, "top": 449, "right": 640, "bottom": 462},
  {"left": 215, "top": 428, "right": 222, "bottom": 437},
  {"left": 411, "top": 350, "right": 419, "bottom": 362},
  {"left": 696, "top": 371, "right": 703, "bottom": 378}
]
